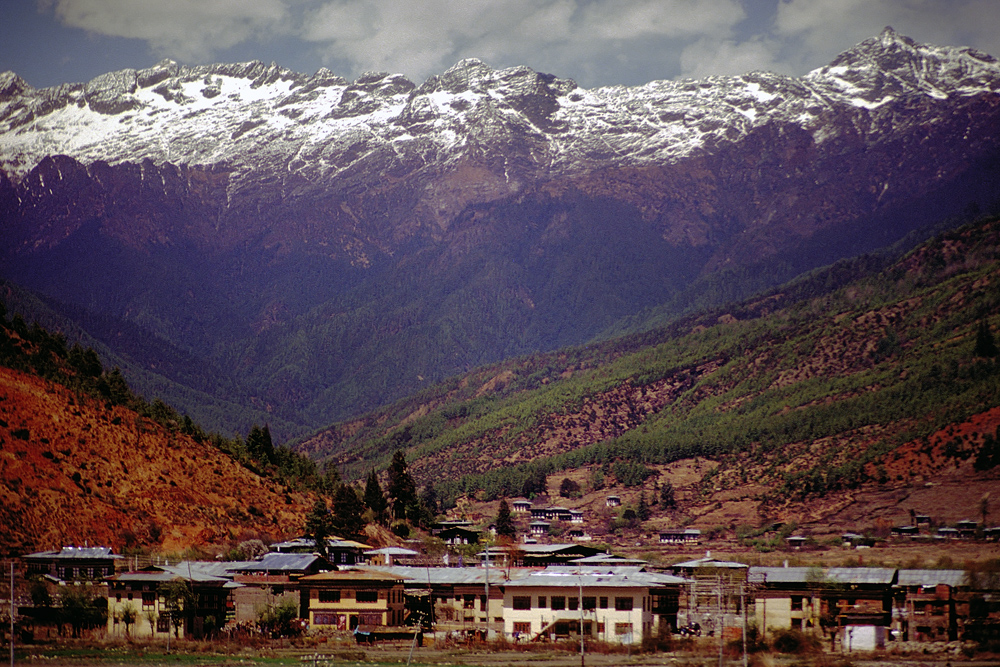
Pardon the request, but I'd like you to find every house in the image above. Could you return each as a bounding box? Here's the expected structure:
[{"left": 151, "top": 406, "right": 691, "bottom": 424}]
[
  {"left": 659, "top": 529, "right": 702, "bottom": 545},
  {"left": 357, "top": 565, "right": 526, "bottom": 637},
  {"left": 106, "top": 564, "right": 238, "bottom": 639},
  {"left": 785, "top": 536, "right": 808, "bottom": 550},
  {"left": 227, "top": 553, "right": 331, "bottom": 623},
  {"left": 298, "top": 570, "right": 408, "bottom": 630},
  {"left": 512, "top": 499, "right": 532, "bottom": 514},
  {"left": 268, "top": 537, "right": 369, "bottom": 565},
  {"left": 956, "top": 519, "right": 979, "bottom": 539},
  {"left": 529, "top": 521, "right": 551, "bottom": 537},
  {"left": 748, "top": 566, "right": 895, "bottom": 646},
  {"left": 502, "top": 566, "right": 687, "bottom": 643},
  {"left": 23, "top": 546, "right": 121, "bottom": 584},
  {"left": 605, "top": 496, "right": 621, "bottom": 508},
  {"left": 438, "top": 527, "right": 480, "bottom": 546},
  {"left": 364, "top": 547, "right": 420, "bottom": 566},
  {"left": 480, "top": 544, "right": 606, "bottom": 568},
  {"left": 893, "top": 569, "right": 967, "bottom": 642},
  {"left": 891, "top": 525, "right": 919, "bottom": 538},
  {"left": 567, "top": 528, "right": 591, "bottom": 542},
  {"left": 936, "top": 527, "right": 960, "bottom": 540},
  {"left": 530, "top": 506, "right": 576, "bottom": 522}
]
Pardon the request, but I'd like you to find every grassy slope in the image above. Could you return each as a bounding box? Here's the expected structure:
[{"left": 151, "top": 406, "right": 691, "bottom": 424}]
[{"left": 297, "top": 215, "right": 1000, "bottom": 514}]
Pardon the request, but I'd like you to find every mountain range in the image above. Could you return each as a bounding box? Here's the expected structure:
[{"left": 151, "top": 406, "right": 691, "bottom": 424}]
[{"left": 2, "top": 27, "right": 1000, "bottom": 441}]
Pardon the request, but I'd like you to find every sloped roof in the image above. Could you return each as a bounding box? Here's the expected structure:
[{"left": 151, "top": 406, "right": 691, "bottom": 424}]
[
  {"left": 356, "top": 565, "right": 529, "bottom": 586},
  {"left": 748, "top": 566, "right": 896, "bottom": 586},
  {"left": 896, "top": 569, "right": 967, "bottom": 588},
  {"left": 25, "top": 546, "right": 122, "bottom": 560},
  {"left": 233, "top": 553, "right": 328, "bottom": 572}
]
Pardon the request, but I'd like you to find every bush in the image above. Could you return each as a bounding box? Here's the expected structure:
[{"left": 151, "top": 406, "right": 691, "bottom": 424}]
[{"left": 771, "top": 628, "right": 822, "bottom": 654}]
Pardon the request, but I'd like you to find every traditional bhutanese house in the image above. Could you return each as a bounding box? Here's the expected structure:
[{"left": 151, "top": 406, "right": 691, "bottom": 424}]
[
  {"left": 956, "top": 519, "right": 979, "bottom": 539},
  {"left": 479, "top": 543, "right": 605, "bottom": 568},
  {"left": 893, "top": 569, "right": 967, "bottom": 642},
  {"left": 659, "top": 529, "right": 702, "bottom": 545},
  {"left": 785, "top": 536, "right": 808, "bottom": 550},
  {"left": 567, "top": 528, "right": 591, "bottom": 542},
  {"left": 749, "top": 566, "right": 896, "bottom": 648},
  {"left": 228, "top": 553, "right": 332, "bottom": 622},
  {"left": 936, "top": 527, "right": 960, "bottom": 540},
  {"left": 357, "top": 565, "right": 529, "bottom": 637},
  {"left": 569, "top": 510, "right": 584, "bottom": 524},
  {"left": 438, "top": 526, "right": 480, "bottom": 546},
  {"left": 299, "top": 570, "right": 408, "bottom": 630},
  {"left": 914, "top": 514, "right": 932, "bottom": 526},
  {"left": 529, "top": 521, "right": 551, "bottom": 537},
  {"left": 502, "top": 566, "right": 688, "bottom": 644},
  {"left": 364, "top": 547, "right": 420, "bottom": 566},
  {"left": 985, "top": 526, "right": 1000, "bottom": 541},
  {"left": 512, "top": 499, "right": 532, "bottom": 513},
  {"left": 106, "top": 565, "right": 239, "bottom": 639},
  {"left": 24, "top": 546, "right": 122, "bottom": 584},
  {"left": 530, "top": 506, "right": 576, "bottom": 522},
  {"left": 606, "top": 496, "right": 621, "bottom": 508},
  {"left": 891, "top": 525, "right": 919, "bottom": 538},
  {"left": 267, "top": 537, "right": 369, "bottom": 565}
]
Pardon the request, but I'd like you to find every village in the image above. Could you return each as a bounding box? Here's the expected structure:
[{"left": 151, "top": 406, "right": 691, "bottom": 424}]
[{"left": 8, "top": 493, "right": 1000, "bottom": 658}]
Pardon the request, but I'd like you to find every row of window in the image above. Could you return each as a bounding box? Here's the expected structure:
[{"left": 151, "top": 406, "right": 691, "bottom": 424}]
[
  {"left": 511, "top": 595, "right": 635, "bottom": 611},
  {"left": 511, "top": 621, "right": 635, "bottom": 636},
  {"left": 318, "top": 590, "right": 381, "bottom": 603}
]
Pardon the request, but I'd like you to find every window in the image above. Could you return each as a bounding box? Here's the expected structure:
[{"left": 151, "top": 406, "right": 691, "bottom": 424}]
[
  {"left": 513, "top": 596, "right": 531, "bottom": 610},
  {"left": 464, "top": 594, "right": 476, "bottom": 609},
  {"left": 356, "top": 591, "right": 378, "bottom": 603},
  {"left": 615, "top": 597, "right": 634, "bottom": 611},
  {"left": 538, "top": 596, "right": 546, "bottom": 608},
  {"left": 157, "top": 616, "right": 170, "bottom": 633},
  {"left": 599, "top": 597, "right": 608, "bottom": 609},
  {"left": 141, "top": 592, "right": 156, "bottom": 610},
  {"left": 480, "top": 595, "right": 487, "bottom": 610},
  {"left": 582, "top": 597, "right": 596, "bottom": 610},
  {"left": 551, "top": 596, "right": 566, "bottom": 610},
  {"left": 513, "top": 621, "right": 532, "bottom": 634},
  {"left": 319, "top": 590, "right": 341, "bottom": 603},
  {"left": 569, "top": 597, "right": 579, "bottom": 611},
  {"left": 615, "top": 623, "right": 633, "bottom": 636},
  {"left": 791, "top": 596, "right": 803, "bottom": 611}
]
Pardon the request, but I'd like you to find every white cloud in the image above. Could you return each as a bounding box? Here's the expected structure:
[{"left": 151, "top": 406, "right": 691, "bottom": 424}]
[
  {"left": 775, "top": 0, "right": 1000, "bottom": 73},
  {"left": 38, "top": 0, "right": 1000, "bottom": 87},
  {"left": 45, "top": 0, "right": 291, "bottom": 62}
]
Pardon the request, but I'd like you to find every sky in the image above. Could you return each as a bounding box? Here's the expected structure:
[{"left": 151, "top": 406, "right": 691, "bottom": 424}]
[{"left": 2, "top": 0, "right": 1000, "bottom": 91}]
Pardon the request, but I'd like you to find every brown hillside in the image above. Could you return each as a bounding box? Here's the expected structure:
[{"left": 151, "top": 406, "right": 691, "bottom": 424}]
[{"left": 0, "top": 366, "right": 313, "bottom": 555}]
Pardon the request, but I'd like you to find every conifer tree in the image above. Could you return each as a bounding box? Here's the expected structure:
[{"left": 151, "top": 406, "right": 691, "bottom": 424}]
[
  {"left": 387, "top": 450, "right": 416, "bottom": 521},
  {"left": 331, "top": 484, "right": 366, "bottom": 539},
  {"left": 974, "top": 319, "right": 999, "bottom": 358},
  {"left": 364, "top": 470, "right": 388, "bottom": 524},
  {"left": 305, "top": 498, "right": 332, "bottom": 560},
  {"left": 494, "top": 499, "right": 516, "bottom": 539}
]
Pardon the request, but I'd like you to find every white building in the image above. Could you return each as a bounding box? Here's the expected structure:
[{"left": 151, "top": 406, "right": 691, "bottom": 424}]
[{"left": 502, "top": 566, "right": 687, "bottom": 644}]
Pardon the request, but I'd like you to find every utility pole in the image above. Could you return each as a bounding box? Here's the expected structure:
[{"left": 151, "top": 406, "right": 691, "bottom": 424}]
[
  {"left": 10, "top": 560, "right": 14, "bottom": 667},
  {"left": 717, "top": 574, "right": 724, "bottom": 667},
  {"left": 578, "top": 567, "right": 585, "bottom": 667}
]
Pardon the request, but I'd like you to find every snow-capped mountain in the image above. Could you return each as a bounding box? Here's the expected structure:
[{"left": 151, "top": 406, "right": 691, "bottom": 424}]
[{"left": 1, "top": 28, "right": 999, "bottom": 436}]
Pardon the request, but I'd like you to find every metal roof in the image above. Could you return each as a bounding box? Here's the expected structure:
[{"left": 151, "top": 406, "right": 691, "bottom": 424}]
[
  {"left": 364, "top": 547, "right": 420, "bottom": 556},
  {"left": 673, "top": 555, "right": 748, "bottom": 569},
  {"left": 234, "top": 553, "right": 326, "bottom": 572},
  {"left": 506, "top": 568, "right": 687, "bottom": 589},
  {"left": 25, "top": 546, "right": 122, "bottom": 560},
  {"left": 748, "top": 566, "right": 896, "bottom": 585},
  {"left": 355, "top": 565, "right": 527, "bottom": 586},
  {"left": 896, "top": 569, "right": 968, "bottom": 588}
]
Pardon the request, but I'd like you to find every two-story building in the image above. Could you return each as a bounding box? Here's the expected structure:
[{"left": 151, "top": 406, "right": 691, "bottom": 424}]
[
  {"left": 24, "top": 546, "right": 121, "bottom": 583},
  {"left": 298, "top": 570, "right": 408, "bottom": 630},
  {"left": 502, "top": 566, "right": 687, "bottom": 644}
]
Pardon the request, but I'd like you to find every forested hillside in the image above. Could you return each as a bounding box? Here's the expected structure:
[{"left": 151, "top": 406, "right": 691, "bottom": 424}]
[{"left": 297, "top": 215, "right": 1000, "bottom": 519}]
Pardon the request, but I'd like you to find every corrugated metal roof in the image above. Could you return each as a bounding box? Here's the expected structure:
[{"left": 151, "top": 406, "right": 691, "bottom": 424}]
[
  {"left": 506, "top": 569, "right": 687, "bottom": 589},
  {"left": 25, "top": 546, "right": 122, "bottom": 560},
  {"left": 356, "top": 565, "right": 525, "bottom": 586},
  {"left": 748, "top": 566, "right": 896, "bottom": 585},
  {"left": 896, "top": 569, "right": 967, "bottom": 588},
  {"left": 235, "top": 553, "right": 324, "bottom": 572}
]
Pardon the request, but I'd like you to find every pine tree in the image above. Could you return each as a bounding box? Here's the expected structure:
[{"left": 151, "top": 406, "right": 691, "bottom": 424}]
[
  {"left": 387, "top": 450, "right": 416, "bottom": 521},
  {"left": 495, "top": 499, "right": 516, "bottom": 539},
  {"left": 304, "top": 498, "right": 332, "bottom": 560},
  {"left": 331, "top": 484, "right": 365, "bottom": 539},
  {"left": 364, "top": 470, "right": 388, "bottom": 524},
  {"left": 660, "top": 481, "right": 676, "bottom": 509},
  {"left": 637, "top": 492, "right": 650, "bottom": 521},
  {"left": 974, "top": 319, "right": 999, "bottom": 358}
]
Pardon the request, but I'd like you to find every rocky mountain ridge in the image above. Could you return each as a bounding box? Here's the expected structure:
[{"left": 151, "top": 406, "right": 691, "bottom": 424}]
[{"left": 1, "top": 28, "right": 999, "bottom": 435}]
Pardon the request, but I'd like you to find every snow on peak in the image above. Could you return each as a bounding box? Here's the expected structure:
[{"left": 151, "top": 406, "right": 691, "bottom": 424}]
[{"left": 0, "top": 31, "right": 997, "bottom": 182}]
